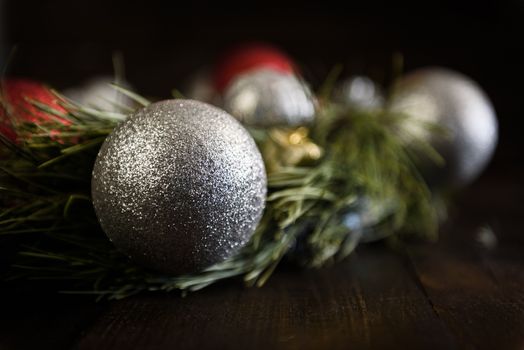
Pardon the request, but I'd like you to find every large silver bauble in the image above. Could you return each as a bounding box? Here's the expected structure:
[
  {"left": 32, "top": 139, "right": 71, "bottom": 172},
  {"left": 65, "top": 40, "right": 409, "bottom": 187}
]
[
  {"left": 64, "top": 76, "right": 135, "bottom": 112},
  {"left": 223, "top": 69, "right": 316, "bottom": 127},
  {"left": 390, "top": 68, "right": 498, "bottom": 188},
  {"left": 92, "top": 100, "right": 267, "bottom": 274}
]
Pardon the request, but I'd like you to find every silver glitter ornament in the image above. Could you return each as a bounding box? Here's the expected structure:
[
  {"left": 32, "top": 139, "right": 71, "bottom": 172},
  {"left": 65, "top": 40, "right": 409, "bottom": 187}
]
[
  {"left": 223, "top": 69, "right": 316, "bottom": 127},
  {"left": 335, "top": 76, "right": 384, "bottom": 109},
  {"left": 390, "top": 68, "right": 498, "bottom": 188},
  {"left": 92, "top": 100, "right": 267, "bottom": 274}
]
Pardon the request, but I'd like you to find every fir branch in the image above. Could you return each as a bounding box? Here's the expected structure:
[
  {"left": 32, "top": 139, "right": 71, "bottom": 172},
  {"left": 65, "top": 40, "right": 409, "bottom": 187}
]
[{"left": 0, "top": 83, "right": 441, "bottom": 300}]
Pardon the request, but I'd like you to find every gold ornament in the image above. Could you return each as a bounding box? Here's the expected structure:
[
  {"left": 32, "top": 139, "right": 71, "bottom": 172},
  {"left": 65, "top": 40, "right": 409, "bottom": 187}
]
[{"left": 262, "top": 126, "right": 323, "bottom": 173}]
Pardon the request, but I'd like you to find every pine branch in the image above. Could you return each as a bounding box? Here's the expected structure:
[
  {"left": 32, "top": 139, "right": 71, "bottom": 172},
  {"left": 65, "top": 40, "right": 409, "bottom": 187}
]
[{"left": 0, "top": 84, "right": 441, "bottom": 300}]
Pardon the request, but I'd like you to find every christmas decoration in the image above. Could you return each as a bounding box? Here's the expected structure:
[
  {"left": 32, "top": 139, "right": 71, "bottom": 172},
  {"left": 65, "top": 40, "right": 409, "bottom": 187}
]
[
  {"left": 92, "top": 100, "right": 267, "bottom": 274},
  {"left": 223, "top": 69, "right": 316, "bottom": 127},
  {"left": 213, "top": 43, "right": 295, "bottom": 92},
  {"left": 0, "top": 62, "right": 496, "bottom": 300},
  {"left": 335, "top": 76, "right": 384, "bottom": 109},
  {"left": 63, "top": 76, "right": 136, "bottom": 112},
  {"left": 260, "top": 127, "right": 323, "bottom": 173},
  {"left": 0, "top": 83, "right": 438, "bottom": 299},
  {"left": 389, "top": 67, "right": 498, "bottom": 188},
  {"left": 0, "top": 78, "right": 70, "bottom": 142},
  {"left": 214, "top": 44, "right": 316, "bottom": 127}
]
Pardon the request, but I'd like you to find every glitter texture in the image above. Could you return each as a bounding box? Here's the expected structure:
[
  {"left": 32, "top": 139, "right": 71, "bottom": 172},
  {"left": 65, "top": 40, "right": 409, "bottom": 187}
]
[
  {"left": 92, "top": 100, "right": 267, "bottom": 274},
  {"left": 223, "top": 69, "right": 316, "bottom": 127},
  {"left": 390, "top": 68, "right": 498, "bottom": 188}
]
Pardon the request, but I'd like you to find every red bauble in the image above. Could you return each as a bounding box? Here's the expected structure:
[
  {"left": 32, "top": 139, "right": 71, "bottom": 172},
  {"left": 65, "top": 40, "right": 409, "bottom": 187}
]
[
  {"left": 0, "top": 79, "right": 70, "bottom": 142},
  {"left": 213, "top": 43, "right": 295, "bottom": 92}
]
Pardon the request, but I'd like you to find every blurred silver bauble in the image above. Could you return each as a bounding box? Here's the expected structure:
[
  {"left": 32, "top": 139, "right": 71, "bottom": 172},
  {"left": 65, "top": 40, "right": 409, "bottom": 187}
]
[
  {"left": 335, "top": 76, "right": 384, "bottom": 109},
  {"left": 63, "top": 76, "right": 135, "bottom": 112},
  {"left": 222, "top": 69, "right": 316, "bottom": 127},
  {"left": 92, "top": 100, "right": 267, "bottom": 274},
  {"left": 389, "top": 68, "right": 498, "bottom": 188}
]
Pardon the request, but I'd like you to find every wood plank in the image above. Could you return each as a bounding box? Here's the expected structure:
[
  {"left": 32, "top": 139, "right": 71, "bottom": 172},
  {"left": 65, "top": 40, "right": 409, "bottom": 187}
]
[
  {"left": 405, "top": 181, "right": 524, "bottom": 350},
  {"left": 406, "top": 243, "right": 524, "bottom": 350},
  {"left": 74, "top": 247, "right": 457, "bottom": 350}
]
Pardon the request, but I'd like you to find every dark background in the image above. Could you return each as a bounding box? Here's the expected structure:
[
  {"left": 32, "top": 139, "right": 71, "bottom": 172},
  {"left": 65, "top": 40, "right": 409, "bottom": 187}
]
[{"left": 2, "top": 0, "right": 523, "bottom": 179}]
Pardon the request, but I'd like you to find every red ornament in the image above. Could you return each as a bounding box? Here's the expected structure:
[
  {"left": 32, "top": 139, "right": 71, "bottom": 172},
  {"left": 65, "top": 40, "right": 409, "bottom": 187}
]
[
  {"left": 0, "top": 79, "right": 70, "bottom": 142},
  {"left": 213, "top": 43, "right": 295, "bottom": 92}
]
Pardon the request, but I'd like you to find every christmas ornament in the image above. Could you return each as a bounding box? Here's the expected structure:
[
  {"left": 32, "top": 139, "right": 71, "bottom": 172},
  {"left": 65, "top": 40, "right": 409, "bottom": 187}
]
[
  {"left": 0, "top": 79, "right": 70, "bottom": 142},
  {"left": 1, "top": 63, "right": 474, "bottom": 299},
  {"left": 335, "top": 76, "right": 384, "bottom": 109},
  {"left": 223, "top": 69, "right": 316, "bottom": 127},
  {"left": 91, "top": 99, "right": 267, "bottom": 274},
  {"left": 262, "top": 127, "right": 323, "bottom": 173},
  {"left": 63, "top": 76, "right": 135, "bottom": 112},
  {"left": 214, "top": 44, "right": 316, "bottom": 127},
  {"left": 389, "top": 67, "right": 498, "bottom": 188},
  {"left": 213, "top": 43, "right": 295, "bottom": 93}
]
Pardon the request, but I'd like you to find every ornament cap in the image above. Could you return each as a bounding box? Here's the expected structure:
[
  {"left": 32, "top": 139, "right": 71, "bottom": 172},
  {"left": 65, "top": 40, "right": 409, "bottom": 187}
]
[{"left": 213, "top": 43, "right": 295, "bottom": 92}]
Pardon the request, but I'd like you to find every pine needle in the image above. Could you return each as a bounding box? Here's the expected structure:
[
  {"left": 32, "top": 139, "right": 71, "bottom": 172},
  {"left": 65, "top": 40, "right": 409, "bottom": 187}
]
[{"left": 0, "top": 84, "right": 441, "bottom": 300}]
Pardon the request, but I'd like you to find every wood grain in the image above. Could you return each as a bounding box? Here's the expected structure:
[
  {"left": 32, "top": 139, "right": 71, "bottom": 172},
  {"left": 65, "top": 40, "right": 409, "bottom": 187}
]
[
  {"left": 404, "top": 176, "right": 524, "bottom": 350},
  {"left": 406, "top": 243, "right": 524, "bottom": 350},
  {"left": 73, "top": 248, "right": 457, "bottom": 350}
]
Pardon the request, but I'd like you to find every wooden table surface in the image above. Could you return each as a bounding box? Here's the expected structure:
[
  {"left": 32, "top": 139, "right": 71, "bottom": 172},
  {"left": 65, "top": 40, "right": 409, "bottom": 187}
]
[{"left": 0, "top": 172, "right": 523, "bottom": 350}]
